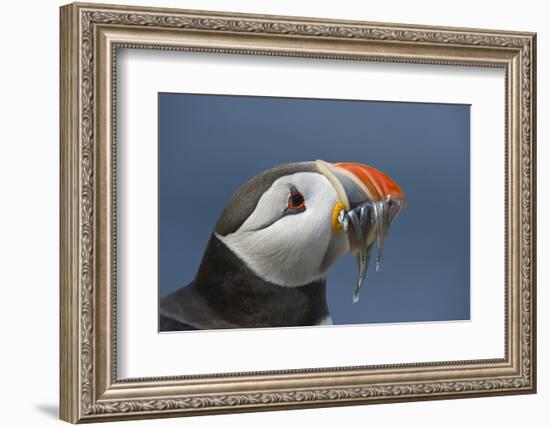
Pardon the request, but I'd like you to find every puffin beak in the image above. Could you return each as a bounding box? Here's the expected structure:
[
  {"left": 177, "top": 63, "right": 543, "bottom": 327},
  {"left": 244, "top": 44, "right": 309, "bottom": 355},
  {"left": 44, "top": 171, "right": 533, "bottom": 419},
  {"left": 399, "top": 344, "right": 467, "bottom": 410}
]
[
  {"left": 316, "top": 160, "right": 406, "bottom": 249},
  {"left": 316, "top": 159, "right": 406, "bottom": 303}
]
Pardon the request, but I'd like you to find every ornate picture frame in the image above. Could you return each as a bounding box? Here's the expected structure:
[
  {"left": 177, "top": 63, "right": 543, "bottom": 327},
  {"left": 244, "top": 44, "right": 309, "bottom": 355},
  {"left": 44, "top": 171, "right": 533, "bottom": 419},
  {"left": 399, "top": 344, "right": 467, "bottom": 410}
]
[{"left": 60, "top": 2, "right": 536, "bottom": 423}]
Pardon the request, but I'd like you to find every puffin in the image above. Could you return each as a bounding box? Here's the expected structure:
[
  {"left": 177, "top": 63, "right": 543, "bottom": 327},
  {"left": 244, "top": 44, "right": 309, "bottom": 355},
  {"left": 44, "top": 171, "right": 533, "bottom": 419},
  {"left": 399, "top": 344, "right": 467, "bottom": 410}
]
[{"left": 159, "top": 160, "right": 405, "bottom": 331}]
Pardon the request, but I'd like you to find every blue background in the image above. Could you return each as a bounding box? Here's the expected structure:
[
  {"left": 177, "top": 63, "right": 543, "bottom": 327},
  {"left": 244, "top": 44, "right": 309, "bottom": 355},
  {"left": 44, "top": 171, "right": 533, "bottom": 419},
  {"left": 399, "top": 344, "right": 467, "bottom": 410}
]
[{"left": 159, "top": 93, "right": 470, "bottom": 324}]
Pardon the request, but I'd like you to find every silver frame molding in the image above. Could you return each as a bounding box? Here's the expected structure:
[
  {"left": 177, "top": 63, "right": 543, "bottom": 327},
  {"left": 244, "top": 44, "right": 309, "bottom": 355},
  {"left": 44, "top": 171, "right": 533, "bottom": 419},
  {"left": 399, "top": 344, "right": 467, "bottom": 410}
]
[{"left": 60, "top": 2, "right": 537, "bottom": 423}]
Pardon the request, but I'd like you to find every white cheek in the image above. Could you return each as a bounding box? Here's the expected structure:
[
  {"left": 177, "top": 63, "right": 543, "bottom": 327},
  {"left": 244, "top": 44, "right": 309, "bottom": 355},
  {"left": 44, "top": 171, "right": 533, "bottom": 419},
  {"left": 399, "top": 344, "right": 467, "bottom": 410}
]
[
  {"left": 237, "top": 184, "right": 287, "bottom": 232},
  {"left": 218, "top": 172, "right": 345, "bottom": 287}
]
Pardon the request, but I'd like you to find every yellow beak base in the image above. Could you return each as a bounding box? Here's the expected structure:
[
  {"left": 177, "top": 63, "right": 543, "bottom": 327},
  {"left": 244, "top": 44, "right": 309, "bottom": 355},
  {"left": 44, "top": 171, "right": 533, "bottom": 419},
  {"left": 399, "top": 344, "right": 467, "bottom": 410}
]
[{"left": 331, "top": 201, "right": 345, "bottom": 233}]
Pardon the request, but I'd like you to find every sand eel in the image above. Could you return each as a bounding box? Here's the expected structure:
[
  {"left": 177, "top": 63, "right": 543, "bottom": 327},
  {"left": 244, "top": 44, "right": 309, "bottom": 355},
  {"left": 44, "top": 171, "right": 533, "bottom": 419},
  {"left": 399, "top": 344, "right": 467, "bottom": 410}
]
[{"left": 160, "top": 160, "right": 405, "bottom": 331}]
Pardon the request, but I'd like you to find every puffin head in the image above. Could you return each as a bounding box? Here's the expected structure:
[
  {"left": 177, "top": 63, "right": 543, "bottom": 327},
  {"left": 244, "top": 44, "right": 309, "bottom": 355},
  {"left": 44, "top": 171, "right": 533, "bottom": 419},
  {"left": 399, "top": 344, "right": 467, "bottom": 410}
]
[{"left": 215, "top": 160, "right": 405, "bottom": 297}]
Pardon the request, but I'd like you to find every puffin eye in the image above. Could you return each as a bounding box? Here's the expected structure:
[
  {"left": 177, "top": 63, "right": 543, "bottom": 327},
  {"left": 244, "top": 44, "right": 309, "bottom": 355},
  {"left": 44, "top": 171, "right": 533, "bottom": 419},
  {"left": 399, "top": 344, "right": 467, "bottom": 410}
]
[{"left": 287, "top": 189, "right": 305, "bottom": 210}]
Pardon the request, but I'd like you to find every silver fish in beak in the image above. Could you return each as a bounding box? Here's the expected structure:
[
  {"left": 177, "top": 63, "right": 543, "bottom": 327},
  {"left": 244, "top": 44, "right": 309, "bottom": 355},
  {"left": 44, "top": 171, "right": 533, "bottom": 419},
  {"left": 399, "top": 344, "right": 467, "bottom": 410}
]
[{"left": 316, "top": 160, "right": 406, "bottom": 302}]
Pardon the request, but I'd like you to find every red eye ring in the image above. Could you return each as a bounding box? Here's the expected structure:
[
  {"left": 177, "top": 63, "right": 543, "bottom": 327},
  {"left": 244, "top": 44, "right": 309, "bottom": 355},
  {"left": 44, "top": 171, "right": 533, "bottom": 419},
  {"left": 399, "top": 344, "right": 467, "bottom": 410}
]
[{"left": 288, "top": 190, "right": 305, "bottom": 210}]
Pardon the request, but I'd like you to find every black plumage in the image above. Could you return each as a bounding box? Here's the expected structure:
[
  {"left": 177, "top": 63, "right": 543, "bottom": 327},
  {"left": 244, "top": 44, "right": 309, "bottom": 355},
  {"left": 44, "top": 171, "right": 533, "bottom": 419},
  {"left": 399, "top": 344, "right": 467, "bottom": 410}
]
[{"left": 159, "top": 235, "right": 329, "bottom": 331}]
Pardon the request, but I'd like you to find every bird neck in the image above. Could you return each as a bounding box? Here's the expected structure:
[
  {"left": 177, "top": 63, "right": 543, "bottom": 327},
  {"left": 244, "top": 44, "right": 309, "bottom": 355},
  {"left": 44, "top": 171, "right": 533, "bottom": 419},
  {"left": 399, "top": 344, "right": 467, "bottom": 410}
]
[{"left": 190, "top": 234, "right": 330, "bottom": 328}]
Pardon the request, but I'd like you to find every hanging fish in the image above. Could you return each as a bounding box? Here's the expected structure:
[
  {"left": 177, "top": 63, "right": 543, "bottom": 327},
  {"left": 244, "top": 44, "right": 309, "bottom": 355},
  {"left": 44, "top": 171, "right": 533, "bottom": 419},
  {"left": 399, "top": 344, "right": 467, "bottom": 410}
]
[{"left": 316, "top": 160, "right": 406, "bottom": 303}]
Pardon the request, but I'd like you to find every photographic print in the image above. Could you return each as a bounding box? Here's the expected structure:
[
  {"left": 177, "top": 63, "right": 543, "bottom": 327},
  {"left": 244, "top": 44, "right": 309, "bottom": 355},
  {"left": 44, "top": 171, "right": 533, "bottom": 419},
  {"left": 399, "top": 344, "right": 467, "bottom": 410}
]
[{"left": 158, "top": 94, "right": 470, "bottom": 331}]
